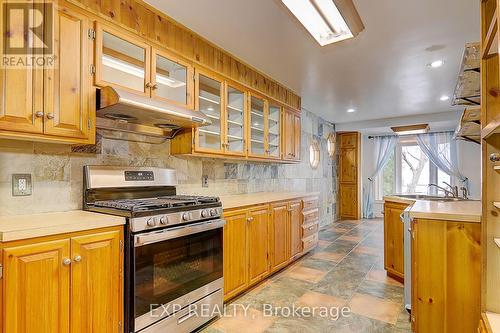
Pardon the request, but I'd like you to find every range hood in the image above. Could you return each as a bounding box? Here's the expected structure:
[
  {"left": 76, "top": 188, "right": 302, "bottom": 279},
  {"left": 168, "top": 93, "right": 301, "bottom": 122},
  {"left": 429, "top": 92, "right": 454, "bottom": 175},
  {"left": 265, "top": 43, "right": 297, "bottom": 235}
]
[{"left": 96, "top": 86, "right": 211, "bottom": 142}]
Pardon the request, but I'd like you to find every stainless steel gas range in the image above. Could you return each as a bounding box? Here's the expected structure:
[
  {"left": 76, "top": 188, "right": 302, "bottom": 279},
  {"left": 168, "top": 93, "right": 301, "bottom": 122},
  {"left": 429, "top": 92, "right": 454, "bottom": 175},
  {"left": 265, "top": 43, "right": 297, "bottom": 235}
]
[{"left": 83, "top": 166, "right": 224, "bottom": 333}]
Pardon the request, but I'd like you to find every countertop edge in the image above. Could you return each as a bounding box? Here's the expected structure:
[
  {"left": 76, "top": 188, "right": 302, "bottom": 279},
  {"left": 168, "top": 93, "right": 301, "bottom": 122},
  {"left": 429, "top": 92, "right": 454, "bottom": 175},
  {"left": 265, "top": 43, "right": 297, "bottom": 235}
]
[{"left": 221, "top": 192, "right": 321, "bottom": 210}]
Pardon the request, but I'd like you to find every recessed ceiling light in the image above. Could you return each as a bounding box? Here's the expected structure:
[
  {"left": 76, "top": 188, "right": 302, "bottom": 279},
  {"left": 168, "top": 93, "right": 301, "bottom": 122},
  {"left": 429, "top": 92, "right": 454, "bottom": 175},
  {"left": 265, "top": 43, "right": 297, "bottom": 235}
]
[
  {"left": 347, "top": 108, "right": 356, "bottom": 113},
  {"left": 281, "top": 0, "right": 364, "bottom": 46},
  {"left": 440, "top": 95, "right": 450, "bottom": 101},
  {"left": 429, "top": 60, "right": 445, "bottom": 68}
]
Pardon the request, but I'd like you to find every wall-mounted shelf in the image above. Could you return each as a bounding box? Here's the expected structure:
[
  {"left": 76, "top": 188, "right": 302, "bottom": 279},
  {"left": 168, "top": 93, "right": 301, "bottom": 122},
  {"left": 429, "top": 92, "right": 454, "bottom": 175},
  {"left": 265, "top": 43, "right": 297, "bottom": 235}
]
[
  {"left": 494, "top": 165, "right": 500, "bottom": 171},
  {"left": 482, "top": 116, "right": 500, "bottom": 139}
]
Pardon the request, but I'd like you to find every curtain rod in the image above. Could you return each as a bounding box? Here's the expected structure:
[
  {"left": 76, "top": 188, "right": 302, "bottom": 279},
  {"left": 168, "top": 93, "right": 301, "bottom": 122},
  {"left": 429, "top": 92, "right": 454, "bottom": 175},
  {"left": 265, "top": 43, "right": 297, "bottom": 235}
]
[{"left": 367, "top": 130, "right": 454, "bottom": 139}]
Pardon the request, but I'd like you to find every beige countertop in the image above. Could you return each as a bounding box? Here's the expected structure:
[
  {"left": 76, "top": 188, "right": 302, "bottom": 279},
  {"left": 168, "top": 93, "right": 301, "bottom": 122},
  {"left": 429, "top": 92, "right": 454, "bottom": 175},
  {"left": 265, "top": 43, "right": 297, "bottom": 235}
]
[
  {"left": 220, "top": 192, "right": 320, "bottom": 210},
  {"left": 486, "top": 312, "right": 500, "bottom": 333},
  {"left": 0, "top": 210, "right": 126, "bottom": 242},
  {"left": 384, "top": 195, "right": 481, "bottom": 223}
]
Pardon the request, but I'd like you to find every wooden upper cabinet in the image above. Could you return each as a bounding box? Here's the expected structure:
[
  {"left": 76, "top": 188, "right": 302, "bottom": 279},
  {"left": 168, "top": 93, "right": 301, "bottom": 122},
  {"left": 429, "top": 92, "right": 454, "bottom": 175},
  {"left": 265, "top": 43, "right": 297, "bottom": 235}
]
[
  {"left": 223, "top": 210, "right": 248, "bottom": 301},
  {"left": 3, "top": 239, "right": 71, "bottom": 333},
  {"left": 95, "top": 23, "right": 151, "bottom": 96},
  {"left": 339, "top": 132, "right": 358, "bottom": 148},
  {"left": 289, "top": 200, "right": 303, "bottom": 259},
  {"left": 44, "top": 7, "right": 91, "bottom": 140},
  {"left": 195, "top": 70, "right": 224, "bottom": 154},
  {"left": 70, "top": 230, "right": 123, "bottom": 333},
  {"left": 283, "top": 108, "right": 301, "bottom": 161},
  {"left": 224, "top": 83, "right": 247, "bottom": 157},
  {"left": 247, "top": 206, "right": 270, "bottom": 285},
  {"left": 267, "top": 103, "right": 282, "bottom": 159},
  {"left": 270, "top": 203, "right": 290, "bottom": 272},
  {"left": 248, "top": 94, "right": 268, "bottom": 158},
  {"left": 151, "top": 48, "right": 193, "bottom": 108}
]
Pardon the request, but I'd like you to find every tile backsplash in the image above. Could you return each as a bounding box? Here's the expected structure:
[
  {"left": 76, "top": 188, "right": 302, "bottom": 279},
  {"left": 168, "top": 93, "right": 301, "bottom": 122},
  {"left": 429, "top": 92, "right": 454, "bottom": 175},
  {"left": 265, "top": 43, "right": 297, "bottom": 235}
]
[{"left": 0, "top": 110, "right": 338, "bottom": 226}]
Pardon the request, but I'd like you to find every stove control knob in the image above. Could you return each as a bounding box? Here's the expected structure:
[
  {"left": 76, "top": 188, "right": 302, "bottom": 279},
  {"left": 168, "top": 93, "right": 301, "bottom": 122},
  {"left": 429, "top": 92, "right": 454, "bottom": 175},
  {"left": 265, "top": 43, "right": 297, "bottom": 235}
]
[
  {"left": 210, "top": 209, "right": 218, "bottom": 216},
  {"left": 159, "top": 216, "right": 168, "bottom": 225},
  {"left": 182, "top": 213, "right": 190, "bottom": 221},
  {"left": 146, "top": 218, "right": 156, "bottom": 227},
  {"left": 201, "top": 210, "right": 209, "bottom": 218}
]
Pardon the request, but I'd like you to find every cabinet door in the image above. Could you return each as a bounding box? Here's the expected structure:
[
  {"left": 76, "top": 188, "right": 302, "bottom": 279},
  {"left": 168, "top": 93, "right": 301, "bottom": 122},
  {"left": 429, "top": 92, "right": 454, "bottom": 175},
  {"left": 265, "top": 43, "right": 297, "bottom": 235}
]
[
  {"left": 339, "top": 184, "right": 358, "bottom": 219},
  {"left": 289, "top": 200, "right": 303, "bottom": 258},
  {"left": 293, "top": 113, "right": 301, "bottom": 161},
  {"left": 223, "top": 210, "right": 248, "bottom": 300},
  {"left": 248, "top": 95, "right": 267, "bottom": 157},
  {"left": 283, "top": 110, "right": 295, "bottom": 160},
  {"left": 95, "top": 23, "right": 151, "bottom": 96},
  {"left": 339, "top": 148, "right": 357, "bottom": 183},
  {"left": 195, "top": 71, "right": 224, "bottom": 153},
  {"left": 383, "top": 203, "right": 405, "bottom": 279},
  {"left": 267, "top": 103, "right": 281, "bottom": 158},
  {"left": 0, "top": 0, "right": 44, "bottom": 134},
  {"left": 224, "top": 84, "right": 247, "bottom": 156},
  {"left": 3, "top": 239, "right": 71, "bottom": 333},
  {"left": 70, "top": 230, "right": 123, "bottom": 333},
  {"left": 270, "top": 203, "right": 290, "bottom": 272},
  {"left": 44, "top": 7, "right": 91, "bottom": 140},
  {"left": 247, "top": 206, "right": 270, "bottom": 285},
  {"left": 151, "top": 48, "right": 193, "bottom": 108},
  {"left": 339, "top": 132, "right": 357, "bottom": 148}
]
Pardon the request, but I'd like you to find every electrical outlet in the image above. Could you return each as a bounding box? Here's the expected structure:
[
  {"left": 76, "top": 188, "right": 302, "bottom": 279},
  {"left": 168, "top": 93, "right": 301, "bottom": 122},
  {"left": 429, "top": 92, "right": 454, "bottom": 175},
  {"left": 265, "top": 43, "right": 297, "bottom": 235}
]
[
  {"left": 202, "top": 175, "right": 209, "bottom": 187},
  {"left": 12, "top": 174, "right": 32, "bottom": 196}
]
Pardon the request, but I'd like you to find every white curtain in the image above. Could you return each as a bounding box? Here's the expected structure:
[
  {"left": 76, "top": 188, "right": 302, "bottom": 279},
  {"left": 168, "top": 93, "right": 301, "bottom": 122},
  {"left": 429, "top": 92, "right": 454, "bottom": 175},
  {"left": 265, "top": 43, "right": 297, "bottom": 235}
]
[
  {"left": 416, "top": 132, "right": 469, "bottom": 192},
  {"left": 362, "top": 136, "right": 398, "bottom": 219}
]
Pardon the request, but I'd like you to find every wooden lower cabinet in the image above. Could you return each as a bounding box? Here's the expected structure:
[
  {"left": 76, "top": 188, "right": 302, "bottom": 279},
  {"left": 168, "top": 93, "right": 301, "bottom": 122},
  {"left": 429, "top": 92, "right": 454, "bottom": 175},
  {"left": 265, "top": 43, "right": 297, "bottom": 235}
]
[
  {"left": 270, "top": 203, "right": 290, "bottom": 272},
  {"left": 1, "top": 226, "right": 123, "bottom": 333},
  {"left": 411, "top": 218, "right": 481, "bottom": 333},
  {"left": 247, "top": 206, "right": 270, "bottom": 286},
  {"left": 383, "top": 201, "right": 408, "bottom": 280},
  {"left": 289, "top": 200, "right": 303, "bottom": 259},
  {"left": 339, "top": 184, "right": 358, "bottom": 219}
]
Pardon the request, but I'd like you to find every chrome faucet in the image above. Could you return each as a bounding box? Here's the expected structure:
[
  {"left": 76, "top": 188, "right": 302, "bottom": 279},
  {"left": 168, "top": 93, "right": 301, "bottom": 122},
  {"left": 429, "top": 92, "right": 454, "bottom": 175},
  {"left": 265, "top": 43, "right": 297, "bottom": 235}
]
[
  {"left": 442, "top": 182, "right": 459, "bottom": 198},
  {"left": 428, "top": 183, "right": 455, "bottom": 197}
]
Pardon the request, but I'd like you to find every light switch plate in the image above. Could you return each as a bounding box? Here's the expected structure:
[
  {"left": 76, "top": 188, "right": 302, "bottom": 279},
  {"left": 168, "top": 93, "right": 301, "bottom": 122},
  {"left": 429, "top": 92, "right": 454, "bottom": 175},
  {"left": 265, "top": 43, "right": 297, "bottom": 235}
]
[{"left": 12, "top": 174, "right": 32, "bottom": 196}]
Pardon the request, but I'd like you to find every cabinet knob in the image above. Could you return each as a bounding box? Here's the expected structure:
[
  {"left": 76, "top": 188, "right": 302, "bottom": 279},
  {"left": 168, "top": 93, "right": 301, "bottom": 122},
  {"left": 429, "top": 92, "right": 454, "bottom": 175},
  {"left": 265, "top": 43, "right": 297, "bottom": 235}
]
[
  {"left": 62, "top": 258, "right": 72, "bottom": 266},
  {"left": 35, "top": 111, "right": 44, "bottom": 118},
  {"left": 490, "top": 153, "right": 500, "bottom": 162},
  {"left": 152, "top": 83, "right": 158, "bottom": 90},
  {"left": 247, "top": 217, "right": 254, "bottom": 222},
  {"left": 46, "top": 113, "right": 54, "bottom": 119},
  {"left": 73, "top": 255, "right": 82, "bottom": 263},
  {"left": 145, "top": 82, "right": 153, "bottom": 88}
]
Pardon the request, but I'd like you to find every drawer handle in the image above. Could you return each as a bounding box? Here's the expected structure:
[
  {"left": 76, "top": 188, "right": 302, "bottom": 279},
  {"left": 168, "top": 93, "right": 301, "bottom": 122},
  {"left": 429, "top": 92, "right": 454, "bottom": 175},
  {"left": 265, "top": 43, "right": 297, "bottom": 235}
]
[{"left": 177, "top": 311, "right": 196, "bottom": 325}]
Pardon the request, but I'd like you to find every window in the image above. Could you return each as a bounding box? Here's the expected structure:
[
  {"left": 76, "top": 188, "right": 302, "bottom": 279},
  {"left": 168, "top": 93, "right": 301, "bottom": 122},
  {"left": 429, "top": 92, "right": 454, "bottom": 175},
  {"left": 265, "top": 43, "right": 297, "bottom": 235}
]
[
  {"left": 376, "top": 137, "right": 451, "bottom": 200},
  {"left": 309, "top": 140, "right": 320, "bottom": 169}
]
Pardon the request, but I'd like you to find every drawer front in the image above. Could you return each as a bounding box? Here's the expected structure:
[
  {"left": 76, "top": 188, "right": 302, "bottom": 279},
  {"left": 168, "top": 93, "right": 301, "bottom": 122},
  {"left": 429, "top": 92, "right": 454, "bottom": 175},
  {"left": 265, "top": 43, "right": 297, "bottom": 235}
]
[
  {"left": 303, "top": 208, "right": 319, "bottom": 224},
  {"left": 303, "top": 197, "right": 319, "bottom": 210},
  {"left": 302, "top": 233, "right": 318, "bottom": 252},
  {"left": 302, "top": 222, "right": 319, "bottom": 238}
]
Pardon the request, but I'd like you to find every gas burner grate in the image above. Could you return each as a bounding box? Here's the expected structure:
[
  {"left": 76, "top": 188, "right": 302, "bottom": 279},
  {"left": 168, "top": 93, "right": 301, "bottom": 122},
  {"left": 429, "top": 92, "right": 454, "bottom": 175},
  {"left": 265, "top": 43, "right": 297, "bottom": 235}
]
[{"left": 92, "top": 195, "right": 220, "bottom": 212}]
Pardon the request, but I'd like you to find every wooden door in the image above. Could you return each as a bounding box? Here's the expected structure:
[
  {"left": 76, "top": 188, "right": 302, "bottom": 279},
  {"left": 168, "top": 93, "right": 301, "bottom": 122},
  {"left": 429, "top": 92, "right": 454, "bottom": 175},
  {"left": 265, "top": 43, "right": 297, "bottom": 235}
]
[
  {"left": 0, "top": 0, "right": 44, "bottom": 134},
  {"left": 223, "top": 209, "right": 248, "bottom": 300},
  {"left": 339, "top": 184, "right": 357, "bottom": 219},
  {"left": 339, "top": 148, "right": 357, "bottom": 183},
  {"left": 70, "top": 230, "right": 123, "bottom": 333},
  {"left": 247, "top": 206, "right": 270, "bottom": 285},
  {"left": 270, "top": 203, "right": 290, "bottom": 272},
  {"left": 44, "top": 7, "right": 91, "bottom": 140},
  {"left": 3, "top": 239, "right": 71, "bottom": 333},
  {"left": 383, "top": 202, "right": 405, "bottom": 280},
  {"left": 95, "top": 23, "right": 151, "bottom": 96},
  {"left": 289, "top": 200, "right": 303, "bottom": 258}
]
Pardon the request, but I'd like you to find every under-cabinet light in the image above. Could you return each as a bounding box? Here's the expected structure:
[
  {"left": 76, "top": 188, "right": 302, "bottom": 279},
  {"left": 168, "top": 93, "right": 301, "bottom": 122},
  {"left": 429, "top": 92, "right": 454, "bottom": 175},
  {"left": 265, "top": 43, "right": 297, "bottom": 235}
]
[{"left": 391, "top": 124, "right": 430, "bottom": 135}]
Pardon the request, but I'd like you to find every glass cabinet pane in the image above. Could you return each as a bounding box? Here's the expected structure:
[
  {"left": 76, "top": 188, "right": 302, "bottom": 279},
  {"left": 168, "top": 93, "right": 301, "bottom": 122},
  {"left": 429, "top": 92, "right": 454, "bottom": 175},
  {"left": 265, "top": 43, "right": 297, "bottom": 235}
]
[
  {"left": 268, "top": 104, "right": 281, "bottom": 157},
  {"left": 225, "top": 86, "right": 245, "bottom": 154},
  {"left": 101, "top": 31, "right": 146, "bottom": 92},
  {"left": 154, "top": 53, "right": 188, "bottom": 105},
  {"left": 198, "top": 74, "right": 222, "bottom": 151},
  {"left": 250, "top": 96, "right": 265, "bottom": 155}
]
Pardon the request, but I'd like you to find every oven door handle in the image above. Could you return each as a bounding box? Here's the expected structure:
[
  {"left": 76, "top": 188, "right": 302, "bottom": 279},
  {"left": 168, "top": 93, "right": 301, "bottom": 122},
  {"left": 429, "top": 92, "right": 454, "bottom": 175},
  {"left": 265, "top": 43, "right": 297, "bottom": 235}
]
[{"left": 134, "top": 219, "right": 226, "bottom": 247}]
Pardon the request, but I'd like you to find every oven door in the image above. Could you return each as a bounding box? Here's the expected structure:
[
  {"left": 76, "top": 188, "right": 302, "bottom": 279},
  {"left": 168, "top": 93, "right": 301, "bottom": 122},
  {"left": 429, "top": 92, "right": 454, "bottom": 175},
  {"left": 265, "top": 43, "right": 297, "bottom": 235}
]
[{"left": 133, "top": 219, "right": 225, "bottom": 332}]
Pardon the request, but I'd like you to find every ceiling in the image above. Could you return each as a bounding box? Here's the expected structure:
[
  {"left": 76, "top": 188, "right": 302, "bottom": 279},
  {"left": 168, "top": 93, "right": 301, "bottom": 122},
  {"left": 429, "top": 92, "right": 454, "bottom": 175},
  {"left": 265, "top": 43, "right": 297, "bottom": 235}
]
[{"left": 145, "top": 0, "right": 480, "bottom": 124}]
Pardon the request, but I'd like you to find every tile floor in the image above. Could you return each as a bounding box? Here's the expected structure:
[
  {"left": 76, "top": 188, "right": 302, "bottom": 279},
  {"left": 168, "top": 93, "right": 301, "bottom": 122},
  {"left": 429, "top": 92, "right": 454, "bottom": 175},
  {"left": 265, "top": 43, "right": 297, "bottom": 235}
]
[{"left": 200, "top": 219, "right": 412, "bottom": 333}]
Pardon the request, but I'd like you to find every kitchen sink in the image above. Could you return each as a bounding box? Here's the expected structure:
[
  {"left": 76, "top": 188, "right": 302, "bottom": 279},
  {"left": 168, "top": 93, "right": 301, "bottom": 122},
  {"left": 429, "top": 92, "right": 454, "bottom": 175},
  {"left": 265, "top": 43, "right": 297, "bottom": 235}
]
[{"left": 392, "top": 194, "right": 469, "bottom": 202}]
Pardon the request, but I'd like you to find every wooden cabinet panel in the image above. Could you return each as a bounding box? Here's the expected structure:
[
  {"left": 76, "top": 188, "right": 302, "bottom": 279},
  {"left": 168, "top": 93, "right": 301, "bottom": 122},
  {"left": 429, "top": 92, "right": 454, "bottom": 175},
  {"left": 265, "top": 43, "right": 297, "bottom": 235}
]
[
  {"left": 3, "top": 239, "right": 71, "bottom": 333},
  {"left": 339, "top": 132, "right": 357, "bottom": 148},
  {"left": 247, "top": 206, "right": 270, "bottom": 285},
  {"left": 283, "top": 109, "right": 301, "bottom": 161},
  {"left": 270, "top": 203, "right": 290, "bottom": 272},
  {"left": 44, "top": 7, "right": 91, "bottom": 139},
  {"left": 70, "top": 230, "right": 123, "bottom": 333},
  {"left": 339, "top": 148, "right": 357, "bottom": 183},
  {"left": 223, "top": 210, "right": 248, "bottom": 301},
  {"left": 412, "top": 219, "right": 481, "bottom": 333},
  {"left": 383, "top": 202, "right": 406, "bottom": 280},
  {"left": 289, "top": 200, "right": 303, "bottom": 258},
  {"left": 339, "top": 184, "right": 358, "bottom": 219}
]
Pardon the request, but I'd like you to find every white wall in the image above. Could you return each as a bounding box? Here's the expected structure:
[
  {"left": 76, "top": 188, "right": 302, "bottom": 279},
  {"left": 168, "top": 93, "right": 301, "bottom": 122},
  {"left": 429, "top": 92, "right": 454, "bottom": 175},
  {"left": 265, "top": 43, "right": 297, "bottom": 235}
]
[{"left": 360, "top": 135, "right": 482, "bottom": 218}]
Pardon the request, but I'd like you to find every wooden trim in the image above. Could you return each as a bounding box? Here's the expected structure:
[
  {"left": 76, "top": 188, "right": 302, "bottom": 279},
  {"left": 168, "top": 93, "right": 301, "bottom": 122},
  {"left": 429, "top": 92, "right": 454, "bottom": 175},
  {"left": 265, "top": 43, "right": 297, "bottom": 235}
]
[{"left": 482, "top": 7, "right": 498, "bottom": 59}]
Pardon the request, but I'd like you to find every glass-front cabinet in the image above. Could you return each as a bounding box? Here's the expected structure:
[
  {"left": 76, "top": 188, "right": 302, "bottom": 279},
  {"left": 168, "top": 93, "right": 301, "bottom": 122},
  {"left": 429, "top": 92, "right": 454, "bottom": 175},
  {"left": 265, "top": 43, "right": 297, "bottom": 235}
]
[
  {"left": 195, "top": 72, "right": 224, "bottom": 153},
  {"left": 96, "top": 24, "right": 150, "bottom": 96},
  {"left": 151, "top": 49, "right": 193, "bottom": 108},
  {"left": 249, "top": 95, "right": 267, "bottom": 157},
  {"left": 268, "top": 103, "right": 282, "bottom": 158},
  {"left": 224, "top": 84, "right": 247, "bottom": 156}
]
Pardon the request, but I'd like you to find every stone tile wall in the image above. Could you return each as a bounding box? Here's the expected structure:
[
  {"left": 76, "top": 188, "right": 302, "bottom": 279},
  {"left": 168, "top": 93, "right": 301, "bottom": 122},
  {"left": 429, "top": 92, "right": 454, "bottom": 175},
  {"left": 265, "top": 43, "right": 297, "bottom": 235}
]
[{"left": 0, "top": 110, "right": 338, "bottom": 227}]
